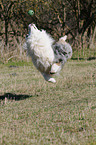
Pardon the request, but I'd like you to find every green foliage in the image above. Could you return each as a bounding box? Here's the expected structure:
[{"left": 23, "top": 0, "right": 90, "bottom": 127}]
[{"left": 4, "top": 61, "right": 32, "bottom": 67}]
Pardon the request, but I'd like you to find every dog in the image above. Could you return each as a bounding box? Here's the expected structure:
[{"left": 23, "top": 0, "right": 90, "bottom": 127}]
[{"left": 24, "top": 24, "right": 72, "bottom": 83}]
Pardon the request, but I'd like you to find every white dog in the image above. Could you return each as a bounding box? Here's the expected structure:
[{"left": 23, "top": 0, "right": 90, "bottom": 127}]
[{"left": 24, "top": 24, "right": 72, "bottom": 83}]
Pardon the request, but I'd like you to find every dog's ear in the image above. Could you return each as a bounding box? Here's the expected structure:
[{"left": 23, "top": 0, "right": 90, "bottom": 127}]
[{"left": 59, "top": 35, "right": 67, "bottom": 42}]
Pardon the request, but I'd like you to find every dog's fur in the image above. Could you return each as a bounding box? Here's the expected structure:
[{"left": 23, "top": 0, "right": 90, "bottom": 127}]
[{"left": 25, "top": 24, "right": 72, "bottom": 83}]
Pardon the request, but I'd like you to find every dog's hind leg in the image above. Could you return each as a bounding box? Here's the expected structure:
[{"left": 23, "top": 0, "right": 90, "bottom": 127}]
[
  {"left": 42, "top": 73, "right": 56, "bottom": 83},
  {"left": 50, "top": 63, "right": 61, "bottom": 74}
]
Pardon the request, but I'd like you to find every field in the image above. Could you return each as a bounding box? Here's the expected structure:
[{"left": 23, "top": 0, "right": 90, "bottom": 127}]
[{"left": 0, "top": 60, "right": 96, "bottom": 145}]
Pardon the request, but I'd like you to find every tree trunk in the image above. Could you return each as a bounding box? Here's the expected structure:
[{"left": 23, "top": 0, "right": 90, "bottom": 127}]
[{"left": 5, "top": 19, "right": 8, "bottom": 46}]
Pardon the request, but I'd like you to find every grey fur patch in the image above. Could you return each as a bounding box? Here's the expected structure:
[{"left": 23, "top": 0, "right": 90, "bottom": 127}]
[{"left": 52, "top": 42, "right": 72, "bottom": 65}]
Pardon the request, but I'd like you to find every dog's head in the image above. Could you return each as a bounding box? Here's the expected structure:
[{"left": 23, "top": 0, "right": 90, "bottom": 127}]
[
  {"left": 26, "top": 24, "right": 39, "bottom": 39},
  {"left": 26, "top": 24, "right": 54, "bottom": 46}
]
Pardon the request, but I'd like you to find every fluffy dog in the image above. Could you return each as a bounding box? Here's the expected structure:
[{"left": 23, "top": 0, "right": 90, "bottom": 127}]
[{"left": 24, "top": 24, "right": 72, "bottom": 83}]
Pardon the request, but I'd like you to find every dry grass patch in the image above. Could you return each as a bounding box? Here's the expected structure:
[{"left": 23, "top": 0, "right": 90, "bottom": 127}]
[{"left": 0, "top": 60, "right": 96, "bottom": 145}]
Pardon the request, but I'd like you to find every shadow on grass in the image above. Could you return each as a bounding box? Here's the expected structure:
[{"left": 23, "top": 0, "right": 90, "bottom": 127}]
[
  {"left": 87, "top": 57, "right": 96, "bottom": 61},
  {"left": 0, "top": 93, "right": 32, "bottom": 101},
  {"left": 71, "top": 58, "right": 84, "bottom": 60},
  {"left": 72, "top": 57, "right": 96, "bottom": 61}
]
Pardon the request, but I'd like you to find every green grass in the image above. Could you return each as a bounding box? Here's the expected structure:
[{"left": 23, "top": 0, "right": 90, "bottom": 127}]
[
  {"left": 0, "top": 60, "right": 96, "bottom": 145},
  {"left": 72, "top": 48, "right": 96, "bottom": 60}
]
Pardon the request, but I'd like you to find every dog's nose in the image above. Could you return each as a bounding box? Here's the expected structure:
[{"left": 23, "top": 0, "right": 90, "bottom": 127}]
[
  {"left": 29, "top": 24, "right": 32, "bottom": 27},
  {"left": 29, "top": 23, "right": 35, "bottom": 27}
]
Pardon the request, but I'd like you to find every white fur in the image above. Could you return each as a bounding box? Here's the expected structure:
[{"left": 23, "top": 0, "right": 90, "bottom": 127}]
[
  {"left": 51, "top": 63, "right": 61, "bottom": 73},
  {"left": 59, "top": 35, "right": 67, "bottom": 41},
  {"left": 26, "top": 24, "right": 56, "bottom": 83},
  {"left": 25, "top": 24, "right": 72, "bottom": 83}
]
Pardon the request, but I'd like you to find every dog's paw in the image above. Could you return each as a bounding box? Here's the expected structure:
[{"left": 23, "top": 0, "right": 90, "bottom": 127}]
[
  {"left": 42, "top": 73, "right": 56, "bottom": 83},
  {"left": 51, "top": 63, "right": 61, "bottom": 74},
  {"left": 48, "top": 78, "right": 56, "bottom": 83}
]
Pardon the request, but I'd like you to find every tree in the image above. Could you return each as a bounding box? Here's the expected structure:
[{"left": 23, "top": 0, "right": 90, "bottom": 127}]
[
  {"left": 0, "top": 0, "right": 96, "bottom": 47},
  {"left": 0, "top": 0, "right": 18, "bottom": 45}
]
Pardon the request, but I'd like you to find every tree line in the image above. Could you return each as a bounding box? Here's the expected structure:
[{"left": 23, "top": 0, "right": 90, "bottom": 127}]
[{"left": 0, "top": 0, "right": 96, "bottom": 48}]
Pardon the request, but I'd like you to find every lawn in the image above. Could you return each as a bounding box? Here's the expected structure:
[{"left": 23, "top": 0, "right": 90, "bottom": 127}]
[{"left": 0, "top": 60, "right": 96, "bottom": 145}]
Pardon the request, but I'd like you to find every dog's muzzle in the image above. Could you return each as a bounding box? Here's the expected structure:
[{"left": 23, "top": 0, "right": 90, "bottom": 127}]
[{"left": 28, "top": 23, "right": 37, "bottom": 29}]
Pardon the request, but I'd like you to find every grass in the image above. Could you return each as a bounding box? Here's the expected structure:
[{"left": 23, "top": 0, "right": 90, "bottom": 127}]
[
  {"left": 72, "top": 48, "right": 96, "bottom": 60},
  {"left": 0, "top": 60, "right": 96, "bottom": 145}
]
